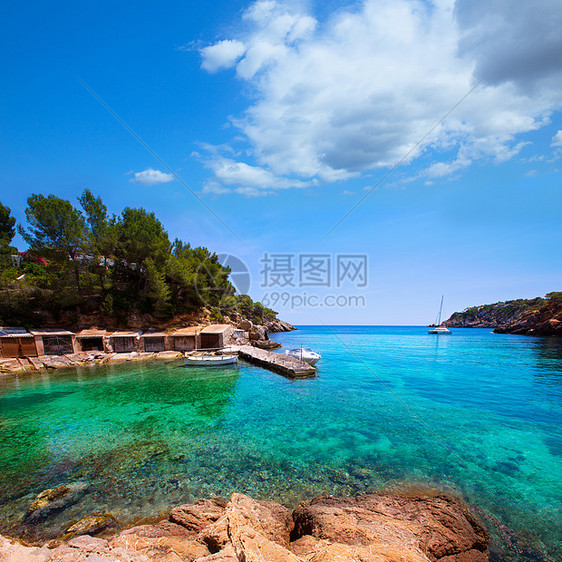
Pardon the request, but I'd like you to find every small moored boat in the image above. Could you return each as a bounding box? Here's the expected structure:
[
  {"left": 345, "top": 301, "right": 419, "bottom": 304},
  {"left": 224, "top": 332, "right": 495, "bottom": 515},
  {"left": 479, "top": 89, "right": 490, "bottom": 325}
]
[
  {"left": 428, "top": 325, "right": 451, "bottom": 334},
  {"left": 184, "top": 353, "right": 238, "bottom": 366},
  {"left": 285, "top": 347, "right": 321, "bottom": 365}
]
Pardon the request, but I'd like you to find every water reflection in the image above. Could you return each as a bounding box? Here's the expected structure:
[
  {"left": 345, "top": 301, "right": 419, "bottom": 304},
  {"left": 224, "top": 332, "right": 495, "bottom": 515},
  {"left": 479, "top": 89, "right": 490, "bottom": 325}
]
[{"left": 533, "top": 337, "right": 562, "bottom": 374}]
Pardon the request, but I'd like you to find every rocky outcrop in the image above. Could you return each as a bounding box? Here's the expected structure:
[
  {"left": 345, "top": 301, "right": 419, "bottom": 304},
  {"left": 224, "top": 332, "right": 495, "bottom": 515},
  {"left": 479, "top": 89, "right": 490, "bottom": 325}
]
[
  {"left": 493, "top": 295, "right": 562, "bottom": 336},
  {"left": 266, "top": 319, "right": 296, "bottom": 333},
  {"left": 447, "top": 293, "right": 562, "bottom": 336},
  {"left": 291, "top": 492, "right": 490, "bottom": 562},
  {"left": 251, "top": 339, "right": 282, "bottom": 350},
  {"left": 2, "top": 490, "right": 490, "bottom": 561},
  {"left": 233, "top": 318, "right": 292, "bottom": 349}
]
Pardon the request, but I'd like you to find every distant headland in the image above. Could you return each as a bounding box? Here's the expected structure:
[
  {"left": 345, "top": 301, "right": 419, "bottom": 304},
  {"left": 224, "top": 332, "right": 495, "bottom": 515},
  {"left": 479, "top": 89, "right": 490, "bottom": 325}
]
[{"left": 446, "top": 292, "right": 562, "bottom": 336}]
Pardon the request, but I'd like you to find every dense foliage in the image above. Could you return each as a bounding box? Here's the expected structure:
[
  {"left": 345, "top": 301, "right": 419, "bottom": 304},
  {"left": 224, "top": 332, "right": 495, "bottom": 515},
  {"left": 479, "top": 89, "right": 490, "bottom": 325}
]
[{"left": 0, "top": 192, "right": 276, "bottom": 327}]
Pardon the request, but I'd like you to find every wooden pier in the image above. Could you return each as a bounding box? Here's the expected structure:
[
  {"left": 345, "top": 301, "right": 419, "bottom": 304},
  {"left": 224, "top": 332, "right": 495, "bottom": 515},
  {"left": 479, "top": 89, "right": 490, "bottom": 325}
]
[{"left": 235, "top": 345, "right": 316, "bottom": 379}]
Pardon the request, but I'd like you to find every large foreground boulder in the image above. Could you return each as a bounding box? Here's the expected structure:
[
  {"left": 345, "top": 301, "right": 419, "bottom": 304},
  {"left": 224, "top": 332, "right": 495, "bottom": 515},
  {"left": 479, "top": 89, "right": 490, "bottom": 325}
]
[
  {"left": 1, "top": 490, "right": 489, "bottom": 561},
  {"left": 291, "top": 491, "right": 490, "bottom": 561}
]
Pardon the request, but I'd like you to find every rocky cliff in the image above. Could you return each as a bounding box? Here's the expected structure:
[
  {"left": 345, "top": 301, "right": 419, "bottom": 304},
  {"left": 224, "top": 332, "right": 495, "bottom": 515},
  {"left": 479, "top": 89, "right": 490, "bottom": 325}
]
[
  {"left": 446, "top": 292, "right": 562, "bottom": 336},
  {"left": 493, "top": 293, "right": 562, "bottom": 336},
  {"left": 1, "top": 490, "right": 490, "bottom": 561}
]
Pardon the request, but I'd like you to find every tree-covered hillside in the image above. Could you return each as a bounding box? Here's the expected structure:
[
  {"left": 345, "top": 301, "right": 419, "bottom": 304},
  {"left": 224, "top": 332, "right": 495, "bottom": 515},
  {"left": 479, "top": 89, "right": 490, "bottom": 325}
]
[
  {"left": 447, "top": 293, "right": 562, "bottom": 336},
  {"left": 0, "top": 193, "right": 276, "bottom": 328},
  {"left": 446, "top": 297, "right": 547, "bottom": 328}
]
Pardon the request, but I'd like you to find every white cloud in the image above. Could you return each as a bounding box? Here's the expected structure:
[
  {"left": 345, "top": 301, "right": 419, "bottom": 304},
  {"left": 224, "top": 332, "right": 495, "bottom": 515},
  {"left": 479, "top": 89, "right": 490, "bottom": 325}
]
[
  {"left": 202, "top": 155, "right": 314, "bottom": 196},
  {"left": 198, "top": 0, "right": 562, "bottom": 192},
  {"left": 201, "top": 40, "right": 246, "bottom": 72},
  {"left": 425, "top": 158, "right": 471, "bottom": 179},
  {"left": 552, "top": 130, "right": 562, "bottom": 147},
  {"left": 130, "top": 168, "right": 174, "bottom": 186}
]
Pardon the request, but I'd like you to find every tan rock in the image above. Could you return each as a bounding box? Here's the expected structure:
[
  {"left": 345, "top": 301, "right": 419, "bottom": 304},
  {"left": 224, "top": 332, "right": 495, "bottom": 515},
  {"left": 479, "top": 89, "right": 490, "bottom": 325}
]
[
  {"left": 227, "top": 510, "right": 300, "bottom": 562},
  {"left": 65, "top": 513, "right": 117, "bottom": 537},
  {"left": 194, "top": 544, "right": 238, "bottom": 561},
  {"left": 198, "top": 493, "right": 294, "bottom": 553},
  {"left": 237, "top": 320, "right": 253, "bottom": 331},
  {"left": 0, "top": 535, "right": 50, "bottom": 561},
  {"left": 2, "top": 489, "right": 489, "bottom": 562},
  {"left": 169, "top": 497, "right": 227, "bottom": 532},
  {"left": 292, "top": 492, "right": 489, "bottom": 562}
]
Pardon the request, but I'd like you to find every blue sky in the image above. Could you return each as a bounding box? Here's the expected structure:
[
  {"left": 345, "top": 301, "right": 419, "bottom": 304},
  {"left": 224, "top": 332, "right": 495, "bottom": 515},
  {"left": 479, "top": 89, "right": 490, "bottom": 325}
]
[{"left": 1, "top": 0, "right": 561, "bottom": 324}]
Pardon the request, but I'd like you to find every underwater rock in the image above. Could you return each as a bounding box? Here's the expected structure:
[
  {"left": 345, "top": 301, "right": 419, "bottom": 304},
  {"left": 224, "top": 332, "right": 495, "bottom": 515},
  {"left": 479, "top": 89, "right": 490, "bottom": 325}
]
[
  {"left": 65, "top": 513, "right": 118, "bottom": 537},
  {"left": 24, "top": 482, "right": 89, "bottom": 523}
]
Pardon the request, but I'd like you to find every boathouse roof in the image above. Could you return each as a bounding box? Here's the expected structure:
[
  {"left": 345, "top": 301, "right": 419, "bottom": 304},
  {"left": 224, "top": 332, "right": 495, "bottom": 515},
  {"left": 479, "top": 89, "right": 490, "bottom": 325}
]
[
  {"left": 76, "top": 329, "right": 107, "bottom": 338},
  {"left": 170, "top": 327, "right": 200, "bottom": 336},
  {"left": 201, "top": 324, "right": 232, "bottom": 334},
  {"left": 0, "top": 327, "right": 32, "bottom": 338},
  {"left": 109, "top": 331, "right": 142, "bottom": 338},
  {"left": 29, "top": 329, "right": 74, "bottom": 336}
]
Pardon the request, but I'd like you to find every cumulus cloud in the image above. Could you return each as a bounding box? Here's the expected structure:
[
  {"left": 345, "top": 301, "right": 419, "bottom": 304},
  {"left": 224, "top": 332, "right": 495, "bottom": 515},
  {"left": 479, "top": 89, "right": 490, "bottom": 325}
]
[
  {"left": 201, "top": 155, "right": 314, "bottom": 196},
  {"left": 198, "top": 0, "right": 562, "bottom": 193},
  {"left": 200, "top": 40, "right": 246, "bottom": 72},
  {"left": 130, "top": 168, "right": 174, "bottom": 186}
]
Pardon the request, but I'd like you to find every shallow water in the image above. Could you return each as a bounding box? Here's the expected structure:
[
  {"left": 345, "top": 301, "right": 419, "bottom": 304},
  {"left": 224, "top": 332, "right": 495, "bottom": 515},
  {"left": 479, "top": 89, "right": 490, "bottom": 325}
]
[{"left": 0, "top": 326, "right": 561, "bottom": 560}]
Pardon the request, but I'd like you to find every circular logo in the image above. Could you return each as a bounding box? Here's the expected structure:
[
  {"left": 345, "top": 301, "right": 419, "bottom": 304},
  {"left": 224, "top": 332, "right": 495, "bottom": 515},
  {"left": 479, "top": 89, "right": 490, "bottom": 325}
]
[
  {"left": 217, "top": 253, "right": 251, "bottom": 295},
  {"left": 194, "top": 253, "right": 250, "bottom": 307}
]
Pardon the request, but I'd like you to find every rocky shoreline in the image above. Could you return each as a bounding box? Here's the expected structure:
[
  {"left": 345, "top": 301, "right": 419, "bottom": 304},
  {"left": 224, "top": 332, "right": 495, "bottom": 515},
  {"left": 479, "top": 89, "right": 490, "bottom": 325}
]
[
  {"left": 1, "top": 489, "right": 490, "bottom": 561},
  {"left": 446, "top": 293, "right": 561, "bottom": 336},
  {"left": 0, "top": 320, "right": 295, "bottom": 376}
]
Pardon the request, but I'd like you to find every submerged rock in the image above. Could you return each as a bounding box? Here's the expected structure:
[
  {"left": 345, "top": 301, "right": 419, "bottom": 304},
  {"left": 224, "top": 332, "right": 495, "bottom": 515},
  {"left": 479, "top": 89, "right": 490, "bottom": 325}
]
[
  {"left": 65, "top": 513, "right": 117, "bottom": 538},
  {"left": 24, "top": 483, "right": 89, "bottom": 523}
]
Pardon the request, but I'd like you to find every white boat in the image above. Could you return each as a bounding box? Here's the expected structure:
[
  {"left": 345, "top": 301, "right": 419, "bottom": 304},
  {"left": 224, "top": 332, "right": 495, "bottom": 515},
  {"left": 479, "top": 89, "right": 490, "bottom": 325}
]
[
  {"left": 428, "top": 325, "right": 451, "bottom": 334},
  {"left": 184, "top": 354, "right": 238, "bottom": 366},
  {"left": 428, "top": 295, "right": 451, "bottom": 334},
  {"left": 285, "top": 347, "right": 321, "bottom": 365}
]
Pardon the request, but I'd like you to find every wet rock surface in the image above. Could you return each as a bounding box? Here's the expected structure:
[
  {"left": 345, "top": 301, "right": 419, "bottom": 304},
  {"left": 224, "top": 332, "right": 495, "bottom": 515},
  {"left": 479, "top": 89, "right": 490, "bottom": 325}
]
[
  {"left": 64, "top": 513, "right": 118, "bottom": 538},
  {"left": 2, "top": 490, "right": 490, "bottom": 561},
  {"left": 24, "top": 483, "right": 89, "bottom": 524}
]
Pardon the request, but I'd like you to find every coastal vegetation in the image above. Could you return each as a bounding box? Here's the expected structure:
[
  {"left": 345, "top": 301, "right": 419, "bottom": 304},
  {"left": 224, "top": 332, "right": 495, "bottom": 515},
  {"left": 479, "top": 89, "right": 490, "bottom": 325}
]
[
  {"left": 447, "top": 293, "right": 562, "bottom": 336},
  {"left": 0, "top": 194, "right": 276, "bottom": 328}
]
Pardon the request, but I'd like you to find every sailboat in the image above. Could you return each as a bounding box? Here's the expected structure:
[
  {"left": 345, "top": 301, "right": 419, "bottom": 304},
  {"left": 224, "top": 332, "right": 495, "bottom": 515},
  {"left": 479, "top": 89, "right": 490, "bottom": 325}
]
[{"left": 428, "top": 295, "right": 451, "bottom": 334}]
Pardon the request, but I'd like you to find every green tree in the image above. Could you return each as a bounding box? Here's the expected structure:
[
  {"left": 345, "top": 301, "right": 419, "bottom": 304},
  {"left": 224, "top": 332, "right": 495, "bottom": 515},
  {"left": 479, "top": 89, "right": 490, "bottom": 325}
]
[
  {"left": 78, "top": 189, "right": 116, "bottom": 291},
  {"left": 114, "top": 207, "right": 171, "bottom": 305},
  {"left": 0, "top": 202, "right": 17, "bottom": 267},
  {"left": 145, "top": 257, "right": 172, "bottom": 317},
  {"left": 0, "top": 201, "right": 16, "bottom": 248},
  {"left": 167, "top": 240, "right": 234, "bottom": 311},
  {"left": 19, "top": 194, "right": 86, "bottom": 293}
]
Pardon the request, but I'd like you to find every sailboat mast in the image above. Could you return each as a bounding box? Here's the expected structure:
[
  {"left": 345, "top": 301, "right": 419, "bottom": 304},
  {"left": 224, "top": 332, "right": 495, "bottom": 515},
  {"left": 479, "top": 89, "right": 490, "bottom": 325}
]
[{"left": 438, "top": 295, "right": 444, "bottom": 325}]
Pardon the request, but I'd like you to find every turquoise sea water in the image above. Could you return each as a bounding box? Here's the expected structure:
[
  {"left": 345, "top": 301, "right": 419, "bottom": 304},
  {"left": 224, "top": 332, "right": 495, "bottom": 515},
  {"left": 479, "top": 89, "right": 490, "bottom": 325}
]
[{"left": 0, "top": 326, "right": 561, "bottom": 560}]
